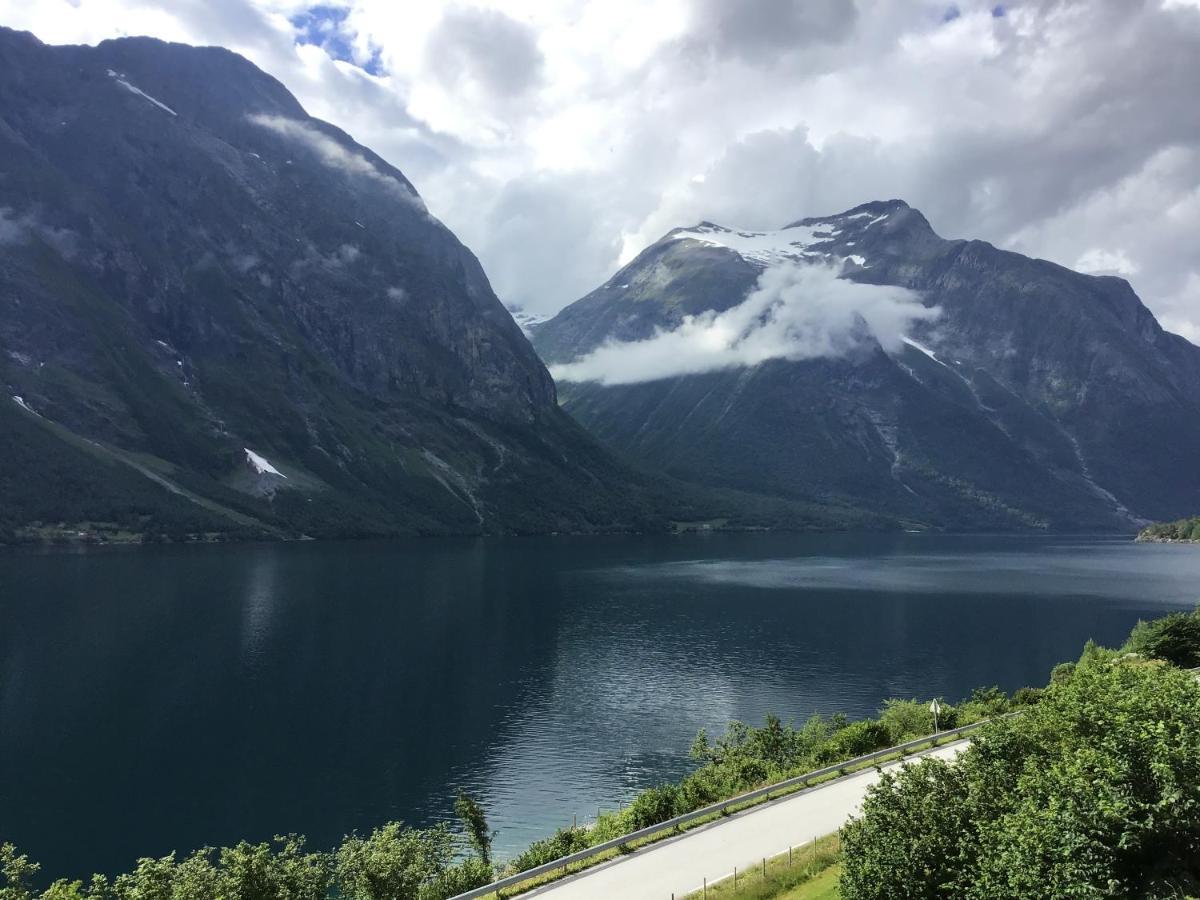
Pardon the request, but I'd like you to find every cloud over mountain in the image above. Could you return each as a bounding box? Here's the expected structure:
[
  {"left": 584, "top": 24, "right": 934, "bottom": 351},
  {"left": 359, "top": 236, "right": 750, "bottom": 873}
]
[
  {"left": 2, "top": 0, "right": 1197, "bottom": 340},
  {"left": 550, "top": 262, "right": 936, "bottom": 385}
]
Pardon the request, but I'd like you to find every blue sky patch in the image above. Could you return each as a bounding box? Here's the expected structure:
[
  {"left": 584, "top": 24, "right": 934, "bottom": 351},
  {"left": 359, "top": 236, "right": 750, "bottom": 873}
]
[
  {"left": 942, "top": 5, "right": 962, "bottom": 22},
  {"left": 291, "top": 5, "right": 383, "bottom": 76}
]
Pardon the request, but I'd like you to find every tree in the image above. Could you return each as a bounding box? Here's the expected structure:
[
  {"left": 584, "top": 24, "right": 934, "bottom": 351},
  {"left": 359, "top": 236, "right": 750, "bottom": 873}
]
[
  {"left": 334, "top": 823, "right": 450, "bottom": 900},
  {"left": 839, "top": 759, "right": 977, "bottom": 899},
  {"left": 1, "top": 844, "right": 38, "bottom": 900},
  {"left": 217, "top": 836, "right": 329, "bottom": 900},
  {"left": 841, "top": 655, "right": 1200, "bottom": 899},
  {"left": 333, "top": 822, "right": 487, "bottom": 900},
  {"left": 453, "top": 791, "right": 493, "bottom": 868},
  {"left": 1124, "top": 605, "right": 1200, "bottom": 668}
]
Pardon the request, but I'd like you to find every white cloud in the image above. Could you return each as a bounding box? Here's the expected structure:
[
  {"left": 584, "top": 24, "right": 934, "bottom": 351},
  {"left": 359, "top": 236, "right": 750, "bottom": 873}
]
[
  {"left": 247, "top": 113, "right": 426, "bottom": 209},
  {"left": 424, "top": 7, "right": 543, "bottom": 100},
  {"left": 549, "top": 262, "right": 937, "bottom": 385},
  {"left": 1075, "top": 248, "right": 1139, "bottom": 277},
  {"left": 2, "top": 0, "right": 1199, "bottom": 342}
]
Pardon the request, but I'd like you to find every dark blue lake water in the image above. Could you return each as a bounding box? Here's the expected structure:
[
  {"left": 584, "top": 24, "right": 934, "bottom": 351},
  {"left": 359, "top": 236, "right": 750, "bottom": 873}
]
[{"left": 1, "top": 532, "right": 1197, "bottom": 880}]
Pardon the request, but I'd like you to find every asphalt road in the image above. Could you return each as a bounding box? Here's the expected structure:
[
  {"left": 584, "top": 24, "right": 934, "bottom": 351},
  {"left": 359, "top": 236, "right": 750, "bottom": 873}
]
[{"left": 526, "top": 740, "right": 968, "bottom": 900}]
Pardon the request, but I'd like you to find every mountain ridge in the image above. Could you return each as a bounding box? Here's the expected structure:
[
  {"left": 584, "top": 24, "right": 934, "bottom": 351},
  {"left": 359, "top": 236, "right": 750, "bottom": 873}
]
[
  {"left": 0, "top": 28, "right": 896, "bottom": 542},
  {"left": 0, "top": 29, "right": 617, "bottom": 539},
  {"left": 534, "top": 200, "right": 1200, "bottom": 530}
]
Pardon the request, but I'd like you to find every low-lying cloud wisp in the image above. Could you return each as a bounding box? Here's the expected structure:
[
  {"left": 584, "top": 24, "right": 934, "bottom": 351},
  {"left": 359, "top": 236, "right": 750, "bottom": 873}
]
[
  {"left": 549, "top": 262, "right": 938, "bottom": 386},
  {"left": 248, "top": 113, "right": 427, "bottom": 211}
]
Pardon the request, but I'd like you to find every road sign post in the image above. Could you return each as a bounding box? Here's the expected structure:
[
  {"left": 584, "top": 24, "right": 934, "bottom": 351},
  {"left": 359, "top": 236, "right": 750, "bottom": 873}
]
[{"left": 930, "top": 698, "right": 942, "bottom": 733}]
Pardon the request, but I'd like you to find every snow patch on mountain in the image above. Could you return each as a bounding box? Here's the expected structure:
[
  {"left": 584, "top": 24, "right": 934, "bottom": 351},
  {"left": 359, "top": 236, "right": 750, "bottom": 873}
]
[
  {"left": 106, "top": 69, "right": 177, "bottom": 116},
  {"left": 244, "top": 448, "right": 286, "bottom": 478},
  {"left": 671, "top": 211, "right": 889, "bottom": 268},
  {"left": 507, "top": 305, "right": 548, "bottom": 337},
  {"left": 669, "top": 222, "right": 830, "bottom": 265},
  {"left": 901, "top": 336, "right": 948, "bottom": 366},
  {"left": 12, "top": 395, "right": 41, "bottom": 417}
]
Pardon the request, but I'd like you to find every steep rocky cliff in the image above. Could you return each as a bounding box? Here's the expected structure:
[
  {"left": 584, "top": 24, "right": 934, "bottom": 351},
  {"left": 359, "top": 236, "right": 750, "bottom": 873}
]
[{"left": 0, "top": 28, "right": 655, "bottom": 538}]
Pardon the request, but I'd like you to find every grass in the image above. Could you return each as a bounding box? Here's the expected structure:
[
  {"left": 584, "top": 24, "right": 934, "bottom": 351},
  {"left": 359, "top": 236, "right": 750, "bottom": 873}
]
[
  {"left": 681, "top": 834, "right": 842, "bottom": 899},
  {"left": 780, "top": 864, "right": 841, "bottom": 899}
]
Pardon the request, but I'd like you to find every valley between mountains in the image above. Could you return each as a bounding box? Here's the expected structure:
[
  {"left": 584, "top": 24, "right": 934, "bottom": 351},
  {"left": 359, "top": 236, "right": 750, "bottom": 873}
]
[{"left": 2, "top": 28, "right": 1199, "bottom": 543}]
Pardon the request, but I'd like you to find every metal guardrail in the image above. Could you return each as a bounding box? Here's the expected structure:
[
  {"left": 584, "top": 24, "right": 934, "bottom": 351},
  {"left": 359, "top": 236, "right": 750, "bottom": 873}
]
[{"left": 448, "top": 717, "right": 1000, "bottom": 900}]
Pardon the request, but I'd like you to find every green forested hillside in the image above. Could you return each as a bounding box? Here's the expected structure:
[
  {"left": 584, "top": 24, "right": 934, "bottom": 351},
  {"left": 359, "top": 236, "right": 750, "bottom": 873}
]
[{"left": 1137, "top": 516, "right": 1200, "bottom": 542}]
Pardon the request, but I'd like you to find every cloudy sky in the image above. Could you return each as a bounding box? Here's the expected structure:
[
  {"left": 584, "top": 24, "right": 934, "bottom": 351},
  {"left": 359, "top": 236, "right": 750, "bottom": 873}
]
[{"left": 4, "top": 0, "right": 1198, "bottom": 340}]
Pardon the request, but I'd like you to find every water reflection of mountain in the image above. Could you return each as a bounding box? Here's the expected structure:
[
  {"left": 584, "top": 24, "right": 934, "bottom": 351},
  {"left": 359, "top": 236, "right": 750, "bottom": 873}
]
[{"left": 1, "top": 533, "right": 1195, "bottom": 877}]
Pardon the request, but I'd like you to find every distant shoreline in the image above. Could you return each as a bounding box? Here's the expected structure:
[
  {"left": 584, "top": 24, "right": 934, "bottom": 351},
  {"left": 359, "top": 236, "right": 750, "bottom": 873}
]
[{"left": 1135, "top": 516, "right": 1200, "bottom": 544}]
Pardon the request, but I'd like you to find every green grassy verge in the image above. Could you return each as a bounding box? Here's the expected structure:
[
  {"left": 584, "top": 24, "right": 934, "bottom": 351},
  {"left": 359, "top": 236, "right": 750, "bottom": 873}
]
[
  {"left": 681, "top": 834, "right": 842, "bottom": 899},
  {"left": 781, "top": 865, "right": 840, "bottom": 900}
]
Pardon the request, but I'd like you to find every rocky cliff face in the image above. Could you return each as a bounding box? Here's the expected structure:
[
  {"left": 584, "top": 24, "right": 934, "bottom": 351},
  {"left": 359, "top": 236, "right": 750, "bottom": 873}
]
[
  {"left": 0, "top": 28, "right": 660, "bottom": 538},
  {"left": 535, "top": 201, "right": 1200, "bottom": 530}
]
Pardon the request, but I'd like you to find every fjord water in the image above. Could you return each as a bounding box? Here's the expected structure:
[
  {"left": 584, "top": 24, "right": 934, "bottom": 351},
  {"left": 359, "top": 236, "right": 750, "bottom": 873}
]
[{"left": 2, "top": 534, "right": 1198, "bottom": 879}]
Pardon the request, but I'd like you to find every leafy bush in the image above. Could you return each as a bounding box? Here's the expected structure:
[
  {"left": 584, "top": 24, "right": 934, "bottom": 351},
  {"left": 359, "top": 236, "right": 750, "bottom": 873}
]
[
  {"left": 621, "top": 784, "right": 682, "bottom": 831},
  {"left": 952, "top": 686, "right": 1011, "bottom": 727},
  {"left": 1124, "top": 605, "right": 1200, "bottom": 668},
  {"left": 335, "top": 823, "right": 461, "bottom": 900},
  {"left": 815, "top": 720, "right": 892, "bottom": 765},
  {"left": 1010, "top": 686, "right": 1043, "bottom": 706},
  {"left": 507, "top": 828, "right": 590, "bottom": 873},
  {"left": 840, "top": 654, "right": 1200, "bottom": 899},
  {"left": 878, "top": 699, "right": 935, "bottom": 744},
  {"left": 2, "top": 821, "right": 490, "bottom": 900},
  {"left": 1049, "top": 660, "right": 1076, "bottom": 684}
]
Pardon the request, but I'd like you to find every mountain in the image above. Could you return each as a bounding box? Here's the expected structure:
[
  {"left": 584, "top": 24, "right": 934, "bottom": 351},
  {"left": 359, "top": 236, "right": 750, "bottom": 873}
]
[
  {"left": 534, "top": 200, "right": 1200, "bottom": 531},
  {"left": 0, "top": 28, "right": 669, "bottom": 541}
]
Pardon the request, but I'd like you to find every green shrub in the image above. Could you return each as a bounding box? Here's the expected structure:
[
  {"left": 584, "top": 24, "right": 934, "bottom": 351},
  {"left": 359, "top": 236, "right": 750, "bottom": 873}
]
[
  {"left": 621, "top": 784, "right": 682, "bottom": 831},
  {"left": 1049, "top": 660, "right": 1076, "bottom": 684},
  {"left": 1010, "top": 686, "right": 1043, "bottom": 707},
  {"left": 334, "top": 822, "right": 487, "bottom": 900},
  {"left": 508, "top": 828, "right": 590, "bottom": 873},
  {"left": 1124, "top": 605, "right": 1200, "bottom": 668},
  {"left": 816, "top": 720, "right": 891, "bottom": 765},
  {"left": 841, "top": 655, "right": 1200, "bottom": 899},
  {"left": 878, "top": 699, "right": 934, "bottom": 744}
]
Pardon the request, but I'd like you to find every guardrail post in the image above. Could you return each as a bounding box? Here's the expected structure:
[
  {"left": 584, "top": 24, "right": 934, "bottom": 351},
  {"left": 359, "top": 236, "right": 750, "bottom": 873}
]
[
  {"left": 734, "top": 866, "right": 737, "bottom": 888},
  {"left": 789, "top": 845, "right": 793, "bottom": 865},
  {"left": 762, "top": 857, "right": 766, "bottom": 878},
  {"left": 703, "top": 876, "right": 707, "bottom": 898}
]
